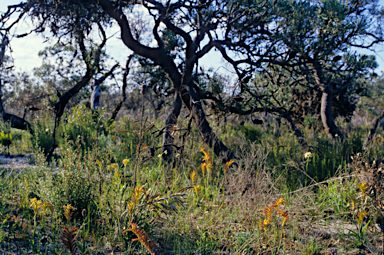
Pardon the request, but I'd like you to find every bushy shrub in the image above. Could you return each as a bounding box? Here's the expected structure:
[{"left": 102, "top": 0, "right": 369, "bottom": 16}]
[
  {"left": 62, "top": 105, "right": 101, "bottom": 151},
  {"left": 32, "top": 114, "right": 55, "bottom": 155},
  {"left": 33, "top": 139, "right": 101, "bottom": 218}
]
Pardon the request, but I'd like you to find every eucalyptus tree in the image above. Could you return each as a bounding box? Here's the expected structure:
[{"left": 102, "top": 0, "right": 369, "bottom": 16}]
[
  {"left": 17, "top": 0, "right": 277, "bottom": 161},
  {"left": 228, "top": 0, "right": 383, "bottom": 141},
  {"left": 3, "top": 0, "right": 384, "bottom": 159},
  {"left": 1, "top": 1, "right": 123, "bottom": 157},
  {"left": 198, "top": 0, "right": 383, "bottom": 151},
  {"left": 274, "top": 0, "right": 382, "bottom": 140}
]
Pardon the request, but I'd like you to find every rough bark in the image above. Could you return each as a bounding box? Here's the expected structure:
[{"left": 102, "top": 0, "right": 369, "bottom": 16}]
[
  {"left": 162, "top": 91, "right": 182, "bottom": 161},
  {"left": 364, "top": 110, "right": 384, "bottom": 149}
]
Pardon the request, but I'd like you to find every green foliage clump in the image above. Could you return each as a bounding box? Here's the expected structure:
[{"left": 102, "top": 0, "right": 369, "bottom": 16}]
[
  {"left": 32, "top": 139, "right": 101, "bottom": 218},
  {"left": 32, "top": 113, "right": 55, "bottom": 155},
  {"left": 222, "top": 122, "right": 262, "bottom": 143},
  {"left": 62, "top": 105, "right": 102, "bottom": 151}
]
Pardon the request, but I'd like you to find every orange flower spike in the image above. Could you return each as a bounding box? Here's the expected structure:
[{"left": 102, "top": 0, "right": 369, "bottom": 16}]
[
  {"left": 224, "top": 159, "right": 234, "bottom": 174},
  {"left": 200, "top": 148, "right": 213, "bottom": 170},
  {"left": 261, "top": 218, "right": 270, "bottom": 229},
  {"left": 264, "top": 205, "right": 275, "bottom": 220},
  {"left": 277, "top": 209, "right": 289, "bottom": 227},
  {"left": 356, "top": 211, "right": 368, "bottom": 226},
  {"left": 132, "top": 186, "right": 146, "bottom": 203},
  {"left": 263, "top": 205, "right": 270, "bottom": 216},
  {"left": 200, "top": 148, "right": 211, "bottom": 163},
  {"left": 127, "top": 202, "right": 135, "bottom": 215},
  {"left": 124, "top": 222, "right": 158, "bottom": 255}
]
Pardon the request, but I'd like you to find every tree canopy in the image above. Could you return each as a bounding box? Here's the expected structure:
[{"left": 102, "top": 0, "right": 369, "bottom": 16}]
[{"left": 1, "top": 0, "right": 384, "bottom": 159}]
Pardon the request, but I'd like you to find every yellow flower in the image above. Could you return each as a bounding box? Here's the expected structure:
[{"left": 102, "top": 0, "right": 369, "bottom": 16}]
[
  {"left": 304, "top": 152, "right": 312, "bottom": 159},
  {"left": 30, "top": 198, "right": 42, "bottom": 215},
  {"left": 224, "top": 159, "right": 234, "bottom": 174},
  {"left": 200, "top": 148, "right": 212, "bottom": 170},
  {"left": 352, "top": 199, "right": 357, "bottom": 210},
  {"left": 111, "top": 163, "right": 119, "bottom": 170},
  {"left": 96, "top": 160, "right": 102, "bottom": 168},
  {"left": 200, "top": 163, "right": 206, "bottom": 175},
  {"left": 63, "top": 204, "right": 76, "bottom": 221},
  {"left": 127, "top": 201, "right": 135, "bottom": 216},
  {"left": 274, "top": 198, "right": 286, "bottom": 208},
  {"left": 357, "top": 182, "right": 368, "bottom": 194},
  {"left": 194, "top": 185, "right": 200, "bottom": 195},
  {"left": 190, "top": 170, "right": 197, "bottom": 183},
  {"left": 356, "top": 211, "right": 368, "bottom": 226},
  {"left": 122, "top": 159, "right": 130, "bottom": 167},
  {"left": 131, "top": 186, "right": 146, "bottom": 205},
  {"left": 261, "top": 218, "right": 270, "bottom": 229}
]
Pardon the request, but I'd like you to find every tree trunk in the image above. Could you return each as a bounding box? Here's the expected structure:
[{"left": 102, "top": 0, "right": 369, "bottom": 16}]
[
  {"left": 320, "top": 85, "right": 343, "bottom": 140},
  {"left": 311, "top": 61, "right": 343, "bottom": 140},
  {"left": 109, "top": 57, "right": 132, "bottom": 125},
  {"left": 162, "top": 91, "right": 182, "bottom": 161},
  {"left": 0, "top": 33, "right": 33, "bottom": 135},
  {"left": 364, "top": 110, "right": 384, "bottom": 149},
  {"left": 180, "top": 85, "right": 235, "bottom": 163},
  {"left": 0, "top": 79, "right": 34, "bottom": 135},
  {"left": 98, "top": 0, "right": 234, "bottom": 161},
  {"left": 90, "top": 84, "right": 101, "bottom": 112}
]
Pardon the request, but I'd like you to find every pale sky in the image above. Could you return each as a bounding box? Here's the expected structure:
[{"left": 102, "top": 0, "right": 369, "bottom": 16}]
[{"left": 1, "top": 0, "right": 384, "bottom": 75}]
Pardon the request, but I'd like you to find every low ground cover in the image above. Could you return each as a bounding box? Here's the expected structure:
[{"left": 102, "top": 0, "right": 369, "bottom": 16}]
[{"left": 0, "top": 111, "right": 383, "bottom": 254}]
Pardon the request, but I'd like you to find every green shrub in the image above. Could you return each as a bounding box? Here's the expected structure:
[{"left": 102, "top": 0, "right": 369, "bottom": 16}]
[
  {"left": 227, "top": 122, "right": 262, "bottom": 143},
  {"left": 32, "top": 113, "right": 55, "bottom": 155},
  {"left": 62, "top": 105, "right": 101, "bottom": 152},
  {"left": 33, "top": 139, "right": 101, "bottom": 218}
]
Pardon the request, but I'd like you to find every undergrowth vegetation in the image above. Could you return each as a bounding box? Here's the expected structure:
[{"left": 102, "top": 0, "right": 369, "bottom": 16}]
[{"left": 0, "top": 107, "right": 384, "bottom": 254}]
